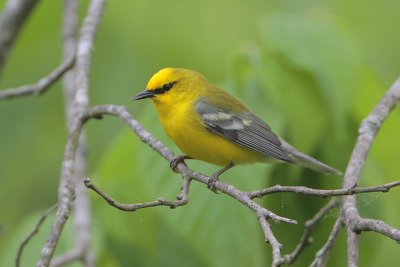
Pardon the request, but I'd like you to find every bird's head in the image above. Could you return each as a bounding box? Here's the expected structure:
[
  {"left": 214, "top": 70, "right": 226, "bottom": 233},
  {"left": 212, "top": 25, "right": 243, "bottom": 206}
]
[{"left": 132, "top": 68, "right": 208, "bottom": 104}]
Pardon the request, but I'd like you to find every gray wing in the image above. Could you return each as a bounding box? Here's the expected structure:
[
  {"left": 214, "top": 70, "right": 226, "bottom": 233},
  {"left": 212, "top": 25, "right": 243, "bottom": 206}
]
[{"left": 195, "top": 99, "right": 293, "bottom": 162}]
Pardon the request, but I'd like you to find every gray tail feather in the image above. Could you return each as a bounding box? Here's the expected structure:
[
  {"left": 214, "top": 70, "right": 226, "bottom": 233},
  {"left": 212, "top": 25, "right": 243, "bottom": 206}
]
[{"left": 279, "top": 139, "right": 342, "bottom": 175}]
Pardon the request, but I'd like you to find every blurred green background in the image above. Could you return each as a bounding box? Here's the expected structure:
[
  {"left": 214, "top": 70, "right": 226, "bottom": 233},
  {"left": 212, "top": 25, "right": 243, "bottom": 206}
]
[{"left": 1, "top": 0, "right": 399, "bottom": 266}]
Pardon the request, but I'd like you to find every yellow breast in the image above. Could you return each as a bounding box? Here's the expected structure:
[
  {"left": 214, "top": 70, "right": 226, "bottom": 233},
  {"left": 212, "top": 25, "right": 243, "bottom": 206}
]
[{"left": 154, "top": 99, "right": 263, "bottom": 166}]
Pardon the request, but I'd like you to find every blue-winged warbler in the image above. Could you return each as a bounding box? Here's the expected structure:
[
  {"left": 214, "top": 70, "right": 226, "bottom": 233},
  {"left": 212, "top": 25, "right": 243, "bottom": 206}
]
[{"left": 133, "top": 68, "right": 341, "bottom": 189}]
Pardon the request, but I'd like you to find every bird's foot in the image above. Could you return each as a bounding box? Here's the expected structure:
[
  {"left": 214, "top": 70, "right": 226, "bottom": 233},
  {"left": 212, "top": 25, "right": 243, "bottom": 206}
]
[
  {"left": 170, "top": 155, "right": 191, "bottom": 172},
  {"left": 207, "top": 174, "right": 219, "bottom": 194},
  {"left": 206, "top": 163, "right": 235, "bottom": 194}
]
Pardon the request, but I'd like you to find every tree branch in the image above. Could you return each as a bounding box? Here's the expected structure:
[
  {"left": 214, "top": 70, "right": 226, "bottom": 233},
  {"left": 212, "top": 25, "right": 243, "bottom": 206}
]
[
  {"left": 277, "top": 198, "right": 341, "bottom": 266},
  {"left": 341, "top": 78, "right": 400, "bottom": 266},
  {"left": 15, "top": 204, "right": 57, "bottom": 267},
  {"left": 257, "top": 215, "right": 282, "bottom": 267},
  {"left": 349, "top": 216, "right": 400, "bottom": 242},
  {"left": 0, "top": 54, "right": 75, "bottom": 100},
  {"left": 36, "top": 0, "right": 107, "bottom": 266},
  {"left": 49, "top": 0, "right": 95, "bottom": 266},
  {"left": 0, "top": 0, "right": 39, "bottom": 76},
  {"left": 35, "top": 111, "right": 85, "bottom": 267},
  {"left": 50, "top": 249, "right": 82, "bottom": 267},
  {"left": 310, "top": 215, "right": 345, "bottom": 267},
  {"left": 247, "top": 181, "right": 400, "bottom": 199},
  {"left": 83, "top": 175, "right": 191, "bottom": 211}
]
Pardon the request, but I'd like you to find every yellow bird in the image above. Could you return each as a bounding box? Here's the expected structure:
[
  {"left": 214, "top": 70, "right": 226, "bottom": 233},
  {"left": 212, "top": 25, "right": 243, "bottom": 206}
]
[{"left": 133, "top": 68, "right": 341, "bottom": 189}]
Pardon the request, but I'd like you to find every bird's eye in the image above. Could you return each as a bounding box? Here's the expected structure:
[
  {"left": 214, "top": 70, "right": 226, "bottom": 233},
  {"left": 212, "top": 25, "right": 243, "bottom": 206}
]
[
  {"left": 153, "top": 81, "right": 177, "bottom": 95},
  {"left": 153, "top": 81, "right": 177, "bottom": 94},
  {"left": 162, "top": 82, "right": 174, "bottom": 91}
]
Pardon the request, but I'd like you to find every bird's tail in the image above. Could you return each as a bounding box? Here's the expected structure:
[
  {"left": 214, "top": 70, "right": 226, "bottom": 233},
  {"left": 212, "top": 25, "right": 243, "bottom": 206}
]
[{"left": 279, "top": 139, "right": 342, "bottom": 175}]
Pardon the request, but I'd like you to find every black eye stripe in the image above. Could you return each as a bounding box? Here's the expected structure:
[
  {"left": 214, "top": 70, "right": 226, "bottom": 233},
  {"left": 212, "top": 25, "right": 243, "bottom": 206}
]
[{"left": 153, "top": 81, "right": 177, "bottom": 95}]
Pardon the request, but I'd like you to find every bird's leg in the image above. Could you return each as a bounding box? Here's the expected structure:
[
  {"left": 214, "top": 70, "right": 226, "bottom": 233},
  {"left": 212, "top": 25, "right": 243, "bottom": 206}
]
[
  {"left": 170, "top": 155, "right": 192, "bottom": 172},
  {"left": 207, "top": 162, "right": 235, "bottom": 193}
]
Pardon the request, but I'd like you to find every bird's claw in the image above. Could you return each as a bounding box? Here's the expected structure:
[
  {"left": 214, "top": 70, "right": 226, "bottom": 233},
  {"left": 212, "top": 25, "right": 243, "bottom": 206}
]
[
  {"left": 207, "top": 174, "right": 219, "bottom": 194},
  {"left": 170, "top": 155, "right": 188, "bottom": 172}
]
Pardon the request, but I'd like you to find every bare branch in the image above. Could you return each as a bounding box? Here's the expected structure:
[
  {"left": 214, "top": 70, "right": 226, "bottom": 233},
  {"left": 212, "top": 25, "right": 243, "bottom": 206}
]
[
  {"left": 346, "top": 228, "right": 359, "bottom": 267},
  {"left": 349, "top": 216, "right": 400, "bottom": 242},
  {"left": 48, "top": 1, "right": 96, "bottom": 267},
  {"left": 84, "top": 175, "right": 191, "bottom": 211},
  {"left": 310, "top": 216, "right": 345, "bottom": 267},
  {"left": 35, "top": 112, "right": 85, "bottom": 267},
  {"left": 62, "top": 0, "right": 79, "bottom": 121},
  {"left": 50, "top": 249, "right": 82, "bottom": 267},
  {"left": 74, "top": 0, "right": 107, "bottom": 110},
  {"left": 247, "top": 181, "right": 400, "bottom": 199},
  {"left": 0, "top": 55, "right": 75, "bottom": 100},
  {"left": 341, "top": 78, "right": 400, "bottom": 266},
  {"left": 257, "top": 215, "right": 282, "bottom": 267},
  {"left": 177, "top": 175, "right": 191, "bottom": 203},
  {"left": 36, "top": 0, "right": 107, "bottom": 266},
  {"left": 277, "top": 198, "right": 341, "bottom": 265},
  {"left": 0, "top": 0, "right": 39, "bottom": 76},
  {"left": 15, "top": 204, "right": 57, "bottom": 267}
]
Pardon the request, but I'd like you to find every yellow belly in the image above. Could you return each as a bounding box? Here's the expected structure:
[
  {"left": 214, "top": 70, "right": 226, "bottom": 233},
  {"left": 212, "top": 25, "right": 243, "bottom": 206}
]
[{"left": 156, "top": 102, "right": 264, "bottom": 166}]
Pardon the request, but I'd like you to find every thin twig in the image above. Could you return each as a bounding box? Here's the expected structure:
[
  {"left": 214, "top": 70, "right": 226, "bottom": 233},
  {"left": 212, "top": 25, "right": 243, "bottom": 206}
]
[
  {"left": 0, "top": 54, "right": 75, "bottom": 99},
  {"left": 177, "top": 175, "right": 191, "bottom": 202},
  {"left": 310, "top": 215, "right": 345, "bottom": 267},
  {"left": 15, "top": 204, "right": 57, "bottom": 267},
  {"left": 84, "top": 175, "right": 191, "bottom": 211},
  {"left": 247, "top": 181, "right": 400, "bottom": 199},
  {"left": 257, "top": 215, "right": 282, "bottom": 267},
  {"left": 277, "top": 198, "right": 341, "bottom": 265},
  {"left": 50, "top": 249, "right": 82, "bottom": 267}
]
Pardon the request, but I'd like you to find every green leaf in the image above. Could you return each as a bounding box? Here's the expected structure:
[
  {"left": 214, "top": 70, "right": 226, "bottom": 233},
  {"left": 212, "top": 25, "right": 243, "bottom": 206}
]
[{"left": 259, "top": 11, "right": 363, "bottom": 144}]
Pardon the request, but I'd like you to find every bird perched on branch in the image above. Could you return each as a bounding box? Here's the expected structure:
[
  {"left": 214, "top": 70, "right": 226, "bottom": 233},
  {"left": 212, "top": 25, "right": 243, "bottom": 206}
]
[{"left": 133, "top": 68, "right": 341, "bottom": 190}]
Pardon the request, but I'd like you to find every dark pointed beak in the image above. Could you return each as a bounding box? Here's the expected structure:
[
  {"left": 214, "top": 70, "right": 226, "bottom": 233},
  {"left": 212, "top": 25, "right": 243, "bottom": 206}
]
[{"left": 132, "top": 89, "right": 155, "bottom": 100}]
